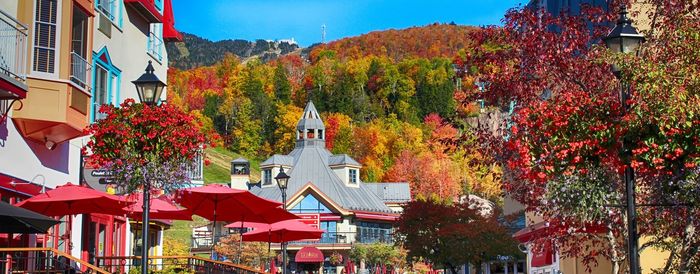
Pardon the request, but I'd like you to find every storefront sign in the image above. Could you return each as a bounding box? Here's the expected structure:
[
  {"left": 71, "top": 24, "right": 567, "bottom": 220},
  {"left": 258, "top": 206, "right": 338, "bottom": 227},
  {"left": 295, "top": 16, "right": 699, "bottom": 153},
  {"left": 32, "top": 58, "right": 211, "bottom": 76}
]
[
  {"left": 296, "top": 213, "right": 320, "bottom": 228},
  {"left": 295, "top": 246, "right": 324, "bottom": 263}
]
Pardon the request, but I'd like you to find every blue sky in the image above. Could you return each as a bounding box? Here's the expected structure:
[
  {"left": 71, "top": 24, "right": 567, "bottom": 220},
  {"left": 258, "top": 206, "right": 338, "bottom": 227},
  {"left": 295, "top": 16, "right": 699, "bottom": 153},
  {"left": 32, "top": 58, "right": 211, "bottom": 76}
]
[{"left": 171, "top": 0, "right": 526, "bottom": 46}]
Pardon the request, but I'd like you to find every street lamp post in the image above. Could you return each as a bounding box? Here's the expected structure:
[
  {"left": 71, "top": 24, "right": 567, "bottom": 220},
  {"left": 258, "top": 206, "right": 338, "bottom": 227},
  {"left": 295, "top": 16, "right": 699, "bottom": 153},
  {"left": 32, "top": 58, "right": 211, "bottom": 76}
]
[
  {"left": 603, "top": 5, "right": 645, "bottom": 274},
  {"left": 275, "top": 167, "right": 290, "bottom": 274},
  {"left": 132, "top": 60, "right": 167, "bottom": 274}
]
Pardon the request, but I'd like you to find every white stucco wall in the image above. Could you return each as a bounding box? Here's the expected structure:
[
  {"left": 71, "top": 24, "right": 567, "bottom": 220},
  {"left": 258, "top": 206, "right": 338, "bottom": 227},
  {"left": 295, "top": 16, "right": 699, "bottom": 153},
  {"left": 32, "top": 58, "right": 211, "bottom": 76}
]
[{"left": 91, "top": 1, "right": 168, "bottom": 106}]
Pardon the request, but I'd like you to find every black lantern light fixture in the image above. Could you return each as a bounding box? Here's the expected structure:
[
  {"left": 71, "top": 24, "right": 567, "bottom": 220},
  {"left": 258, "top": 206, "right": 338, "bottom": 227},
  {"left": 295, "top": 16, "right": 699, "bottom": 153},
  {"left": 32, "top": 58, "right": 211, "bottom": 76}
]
[
  {"left": 274, "top": 167, "right": 290, "bottom": 274},
  {"left": 603, "top": 5, "right": 645, "bottom": 75},
  {"left": 604, "top": 5, "right": 644, "bottom": 274},
  {"left": 132, "top": 61, "right": 166, "bottom": 106}
]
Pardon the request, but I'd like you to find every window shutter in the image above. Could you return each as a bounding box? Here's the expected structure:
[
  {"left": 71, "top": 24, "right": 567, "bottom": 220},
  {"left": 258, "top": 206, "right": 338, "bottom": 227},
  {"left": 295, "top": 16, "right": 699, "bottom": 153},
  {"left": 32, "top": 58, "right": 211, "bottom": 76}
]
[{"left": 33, "top": 0, "right": 58, "bottom": 73}]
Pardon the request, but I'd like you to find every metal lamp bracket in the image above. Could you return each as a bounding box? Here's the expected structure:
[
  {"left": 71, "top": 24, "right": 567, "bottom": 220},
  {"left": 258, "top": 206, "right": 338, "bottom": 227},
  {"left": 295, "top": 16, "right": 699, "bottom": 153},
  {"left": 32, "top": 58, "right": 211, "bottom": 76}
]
[{"left": 0, "top": 99, "right": 23, "bottom": 124}]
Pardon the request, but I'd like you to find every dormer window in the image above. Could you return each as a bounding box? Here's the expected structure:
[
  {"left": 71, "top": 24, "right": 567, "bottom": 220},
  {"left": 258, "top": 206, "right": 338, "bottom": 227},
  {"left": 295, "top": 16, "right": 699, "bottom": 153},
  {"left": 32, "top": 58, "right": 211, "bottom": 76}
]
[
  {"left": 349, "top": 169, "right": 358, "bottom": 184},
  {"left": 318, "top": 129, "right": 324, "bottom": 140},
  {"left": 307, "top": 129, "right": 315, "bottom": 139},
  {"left": 263, "top": 169, "right": 272, "bottom": 185},
  {"left": 298, "top": 130, "right": 303, "bottom": 140}
]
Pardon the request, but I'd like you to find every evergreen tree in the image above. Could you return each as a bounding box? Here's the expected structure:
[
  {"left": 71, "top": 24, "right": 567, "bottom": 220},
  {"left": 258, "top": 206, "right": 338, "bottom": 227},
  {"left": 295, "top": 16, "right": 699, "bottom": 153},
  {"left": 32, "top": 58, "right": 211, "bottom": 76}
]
[{"left": 273, "top": 63, "right": 292, "bottom": 104}]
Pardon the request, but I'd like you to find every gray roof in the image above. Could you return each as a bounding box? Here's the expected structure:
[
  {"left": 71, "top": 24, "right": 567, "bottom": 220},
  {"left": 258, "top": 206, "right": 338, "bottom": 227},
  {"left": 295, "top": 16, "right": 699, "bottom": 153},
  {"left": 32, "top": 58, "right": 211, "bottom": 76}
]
[
  {"left": 251, "top": 120, "right": 394, "bottom": 213},
  {"left": 296, "top": 101, "right": 325, "bottom": 131},
  {"left": 231, "top": 157, "right": 249, "bottom": 164},
  {"left": 260, "top": 154, "right": 294, "bottom": 167},
  {"left": 366, "top": 183, "right": 412, "bottom": 203},
  {"left": 328, "top": 154, "right": 362, "bottom": 167}
]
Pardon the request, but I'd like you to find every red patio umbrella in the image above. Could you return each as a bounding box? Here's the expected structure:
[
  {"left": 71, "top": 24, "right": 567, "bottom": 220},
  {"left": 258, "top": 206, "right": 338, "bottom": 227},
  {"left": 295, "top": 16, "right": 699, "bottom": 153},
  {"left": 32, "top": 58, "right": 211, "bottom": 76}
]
[
  {"left": 241, "top": 219, "right": 324, "bottom": 243},
  {"left": 16, "top": 183, "right": 131, "bottom": 216},
  {"left": 175, "top": 184, "right": 298, "bottom": 254},
  {"left": 122, "top": 193, "right": 193, "bottom": 220}
]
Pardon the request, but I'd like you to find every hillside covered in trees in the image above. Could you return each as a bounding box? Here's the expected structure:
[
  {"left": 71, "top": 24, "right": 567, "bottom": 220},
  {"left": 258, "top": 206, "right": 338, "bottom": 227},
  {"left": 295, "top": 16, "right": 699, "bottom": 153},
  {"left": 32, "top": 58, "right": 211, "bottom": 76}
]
[
  {"left": 166, "top": 32, "right": 300, "bottom": 70},
  {"left": 166, "top": 23, "right": 500, "bottom": 202}
]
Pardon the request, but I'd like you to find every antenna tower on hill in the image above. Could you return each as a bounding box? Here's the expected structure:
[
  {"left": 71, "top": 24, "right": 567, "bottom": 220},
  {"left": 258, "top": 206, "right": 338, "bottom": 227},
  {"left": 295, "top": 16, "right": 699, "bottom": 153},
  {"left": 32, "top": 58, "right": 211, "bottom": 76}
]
[{"left": 321, "top": 24, "right": 326, "bottom": 43}]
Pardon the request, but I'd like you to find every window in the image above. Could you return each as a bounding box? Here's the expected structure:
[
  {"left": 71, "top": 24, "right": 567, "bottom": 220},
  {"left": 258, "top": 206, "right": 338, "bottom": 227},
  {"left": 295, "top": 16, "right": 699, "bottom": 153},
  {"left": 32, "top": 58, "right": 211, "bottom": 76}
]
[
  {"left": 320, "top": 221, "right": 337, "bottom": 243},
  {"left": 91, "top": 48, "right": 121, "bottom": 122},
  {"left": 96, "top": 0, "right": 121, "bottom": 26},
  {"left": 289, "top": 195, "right": 331, "bottom": 214},
  {"left": 349, "top": 169, "right": 358, "bottom": 184},
  {"left": 318, "top": 129, "right": 324, "bottom": 140},
  {"left": 306, "top": 129, "right": 314, "bottom": 139},
  {"left": 70, "top": 5, "right": 90, "bottom": 90},
  {"left": 93, "top": 65, "right": 109, "bottom": 119},
  {"left": 154, "top": 0, "right": 163, "bottom": 12},
  {"left": 33, "top": 0, "right": 59, "bottom": 75},
  {"left": 356, "top": 222, "right": 393, "bottom": 244},
  {"left": 263, "top": 169, "right": 272, "bottom": 185},
  {"left": 147, "top": 23, "right": 163, "bottom": 61}
]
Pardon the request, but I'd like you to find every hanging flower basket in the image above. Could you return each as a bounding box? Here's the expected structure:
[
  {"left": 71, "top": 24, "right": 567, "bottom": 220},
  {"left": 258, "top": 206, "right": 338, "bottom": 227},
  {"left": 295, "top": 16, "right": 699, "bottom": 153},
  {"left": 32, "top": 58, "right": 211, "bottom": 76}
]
[{"left": 329, "top": 252, "right": 343, "bottom": 266}]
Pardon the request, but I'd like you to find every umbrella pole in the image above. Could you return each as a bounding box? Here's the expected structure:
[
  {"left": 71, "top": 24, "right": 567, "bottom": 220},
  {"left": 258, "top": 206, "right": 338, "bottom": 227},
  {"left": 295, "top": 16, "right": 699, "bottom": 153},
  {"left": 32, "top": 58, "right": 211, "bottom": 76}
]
[
  {"left": 210, "top": 199, "right": 217, "bottom": 259},
  {"left": 237, "top": 218, "right": 244, "bottom": 264}
]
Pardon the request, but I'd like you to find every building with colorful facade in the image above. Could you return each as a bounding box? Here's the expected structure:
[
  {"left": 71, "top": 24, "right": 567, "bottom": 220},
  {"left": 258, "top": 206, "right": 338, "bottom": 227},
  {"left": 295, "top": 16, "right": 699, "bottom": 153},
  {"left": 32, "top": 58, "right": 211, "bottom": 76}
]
[
  {"left": 0, "top": 0, "right": 182, "bottom": 271},
  {"left": 222, "top": 101, "right": 412, "bottom": 274}
]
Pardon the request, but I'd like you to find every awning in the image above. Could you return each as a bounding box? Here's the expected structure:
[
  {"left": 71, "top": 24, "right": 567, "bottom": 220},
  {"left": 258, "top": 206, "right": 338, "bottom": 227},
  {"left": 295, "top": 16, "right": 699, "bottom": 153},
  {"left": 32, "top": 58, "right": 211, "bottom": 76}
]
[
  {"left": 0, "top": 173, "right": 44, "bottom": 197},
  {"left": 295, "top": 246, "right": 324, "bottom": 263},
  {"left": 162, "top": 0, "right": 182, "bottom": 42}
]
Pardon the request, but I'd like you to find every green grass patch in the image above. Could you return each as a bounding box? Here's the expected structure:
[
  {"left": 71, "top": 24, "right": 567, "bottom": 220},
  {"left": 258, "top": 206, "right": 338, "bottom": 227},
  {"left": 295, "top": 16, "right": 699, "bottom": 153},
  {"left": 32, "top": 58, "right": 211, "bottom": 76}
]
[{"left": 203, "top": 163, "right": 231, "bottom": 184}]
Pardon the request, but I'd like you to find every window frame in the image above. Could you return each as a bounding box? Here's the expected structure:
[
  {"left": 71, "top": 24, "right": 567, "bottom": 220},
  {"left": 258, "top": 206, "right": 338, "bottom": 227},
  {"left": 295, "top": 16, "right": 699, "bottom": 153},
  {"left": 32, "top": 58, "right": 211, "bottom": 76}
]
[
  {"left": 90, "top": 47, "right": 121, "bottom": 123},
  {"left": 31, "top": 0, "right": 62, "bottom": 79},
  {"left": 349, "top": 169, "right": 358, "bottom": 184},
  {"left": 147, "top": 23, "right": 164, "bottom": 62},
  {"left": 95, "top": 0, "right": 122, "bottom": 28},
  {"left": 263, "top": 169, "right": 272, "bottom": 185}
]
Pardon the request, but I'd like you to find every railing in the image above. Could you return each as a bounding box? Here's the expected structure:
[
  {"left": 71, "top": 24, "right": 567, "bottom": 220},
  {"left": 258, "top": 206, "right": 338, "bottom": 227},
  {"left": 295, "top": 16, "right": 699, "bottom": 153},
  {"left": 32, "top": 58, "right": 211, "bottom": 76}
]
[
  {"left": 191, "top": 232, "right": 394, "bottom": 250},
  {"left": 70, "top": 51, "right": 91, "bottom": 91},
  {"left": 192, "top": 234, "right": 227, "bottom": 250},
  {"left": 96, "top": 255, "right": 269, "bottom": 274},
  {"left": 147, "top": 31, "right": 163, "bottom": 61},
  {"left": 97, "top": 0, "right": 115, "bottom": 20},
  {"left": 0, "top": 9, "right": 28, "bottom": 84},
  {"left": 187, "top": 149, "right": 204, "bottom": 182},
  {"left": 0, "top": 247, "right": 110, "bottom": 274}
]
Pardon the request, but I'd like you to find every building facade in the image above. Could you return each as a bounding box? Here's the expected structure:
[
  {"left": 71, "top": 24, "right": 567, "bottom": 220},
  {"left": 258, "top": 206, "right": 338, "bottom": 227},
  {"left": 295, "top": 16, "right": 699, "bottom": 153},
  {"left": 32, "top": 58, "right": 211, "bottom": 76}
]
[
  {"left": 224, "top": 101, "right": 412, "bottom": 274},
  {"left": 0, "top": 0, "right": 181, "bottom": 271}
]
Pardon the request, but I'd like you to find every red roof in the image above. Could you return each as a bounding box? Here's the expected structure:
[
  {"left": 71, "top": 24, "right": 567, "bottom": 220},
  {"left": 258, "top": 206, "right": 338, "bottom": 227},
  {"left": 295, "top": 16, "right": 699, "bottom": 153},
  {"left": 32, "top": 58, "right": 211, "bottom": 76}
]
[
  {"left": 513, "top": 221, "right": 607, "bottom": 243},
  {"left": 162, "top": 0, "right": 182, "bottom": 42}
]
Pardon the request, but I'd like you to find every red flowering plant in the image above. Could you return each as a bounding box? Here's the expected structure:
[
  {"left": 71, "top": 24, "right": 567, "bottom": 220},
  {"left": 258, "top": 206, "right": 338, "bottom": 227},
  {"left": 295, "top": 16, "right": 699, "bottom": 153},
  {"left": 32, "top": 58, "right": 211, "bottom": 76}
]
[
  {"left": 84, "top": 99, "right": 208, "bottom": 194},
  {"left": 455, "top": 1, "right": 700, "bottom": 272}
]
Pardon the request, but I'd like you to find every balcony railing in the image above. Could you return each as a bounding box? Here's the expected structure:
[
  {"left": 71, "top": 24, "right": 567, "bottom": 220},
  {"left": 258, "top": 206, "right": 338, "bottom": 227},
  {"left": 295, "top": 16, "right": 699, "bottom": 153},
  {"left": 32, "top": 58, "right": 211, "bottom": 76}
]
[
  {"left": 147, "top": 31, "right": 163, "bottom": 61},
  {"left": 0, "top": 9, "right": 28, "bottom": 84},
  {"left": 70, "top": 51, "right": 91, "bottom": 91},
  {"left": 187, "top": 149, "right": 204, "bottom": 182},
  {"left": 192, "top": 232, "right": 394, "bottom": 251}
]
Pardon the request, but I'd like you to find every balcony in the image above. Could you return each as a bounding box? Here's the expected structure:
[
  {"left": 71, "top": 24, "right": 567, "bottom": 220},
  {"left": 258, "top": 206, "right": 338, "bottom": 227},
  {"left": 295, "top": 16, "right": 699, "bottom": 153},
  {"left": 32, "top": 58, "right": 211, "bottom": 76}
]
[
  {"left": 124, "top": 0, "right": 163, "bottom": 23},
  {"left": 0, "top": 9, "right": 28, "bottom": 100},
  {"left": 70, "top": 52, "right": 91, "bottom": 92}
]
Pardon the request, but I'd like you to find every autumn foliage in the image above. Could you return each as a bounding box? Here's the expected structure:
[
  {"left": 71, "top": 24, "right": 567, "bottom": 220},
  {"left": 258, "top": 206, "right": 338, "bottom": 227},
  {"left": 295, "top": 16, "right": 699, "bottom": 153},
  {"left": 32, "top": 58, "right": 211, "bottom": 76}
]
[{"left": 455, "top": 1, "right": 700, "bottom": 272}]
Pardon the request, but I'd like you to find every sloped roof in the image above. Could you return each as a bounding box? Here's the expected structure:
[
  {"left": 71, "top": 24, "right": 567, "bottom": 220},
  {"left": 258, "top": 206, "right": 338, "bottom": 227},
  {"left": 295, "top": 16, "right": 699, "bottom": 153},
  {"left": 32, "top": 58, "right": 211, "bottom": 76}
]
[
  {"left": 366, "top": 183, "right": 411, "bottom": 203},
  {"left": 296, "top": 101, "right": 325, "bottom": 131},
  {"left": 250, "top": 146, "right": 394, "bottom": 213},
  {"left": 260, "top": 154, "right": 294, "bottom": 167},
  {"left": 231, "top": 157, "right": 249, "bottom": 164},
  {"left": 328, "top": 154, "right": 362, "bottom": 167}
]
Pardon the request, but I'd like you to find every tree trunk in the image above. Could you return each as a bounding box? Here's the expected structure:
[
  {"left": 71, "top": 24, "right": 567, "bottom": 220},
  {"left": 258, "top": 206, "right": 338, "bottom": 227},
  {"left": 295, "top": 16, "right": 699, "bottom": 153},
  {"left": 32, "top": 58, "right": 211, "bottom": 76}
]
[{"left": 606, "top": 228, "right": 621, "bottom": 274}]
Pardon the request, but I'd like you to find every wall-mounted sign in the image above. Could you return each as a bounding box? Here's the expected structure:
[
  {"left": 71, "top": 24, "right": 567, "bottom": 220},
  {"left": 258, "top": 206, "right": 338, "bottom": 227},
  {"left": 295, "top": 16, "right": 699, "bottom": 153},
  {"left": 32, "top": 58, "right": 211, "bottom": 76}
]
[{"left": 296, "top": 213, "right": 320, "bottom": 229}]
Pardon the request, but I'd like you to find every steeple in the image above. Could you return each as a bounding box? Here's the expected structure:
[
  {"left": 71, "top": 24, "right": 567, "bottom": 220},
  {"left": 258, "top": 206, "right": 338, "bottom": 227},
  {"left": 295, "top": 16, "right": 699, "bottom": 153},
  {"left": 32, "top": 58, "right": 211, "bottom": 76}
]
[{"left": 296, "top": 101, "right": 325, "bottom": 148}]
